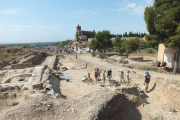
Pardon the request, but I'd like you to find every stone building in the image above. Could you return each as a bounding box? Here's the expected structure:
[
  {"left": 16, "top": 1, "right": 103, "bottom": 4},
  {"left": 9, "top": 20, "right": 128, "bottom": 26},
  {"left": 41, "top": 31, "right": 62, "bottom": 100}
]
[{"left": 75, "top": 24, "right": 95, "bottom": 41}]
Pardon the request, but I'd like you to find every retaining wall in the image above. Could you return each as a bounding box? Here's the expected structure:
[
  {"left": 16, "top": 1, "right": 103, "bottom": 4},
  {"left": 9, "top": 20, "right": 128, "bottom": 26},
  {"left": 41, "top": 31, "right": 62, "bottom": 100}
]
[
  {"left": 11, "top": 63, "right": 34, "bottom": 69},
  {"left": 10, "top": 52, "right": 52, "bottom": 69}
]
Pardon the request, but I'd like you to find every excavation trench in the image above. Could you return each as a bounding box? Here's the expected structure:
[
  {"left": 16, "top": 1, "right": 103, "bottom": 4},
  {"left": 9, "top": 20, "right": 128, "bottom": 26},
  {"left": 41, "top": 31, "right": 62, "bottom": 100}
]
[
  {"left": 95, "top": 79, "right": 180, "bottom": 120},
  {"left": 94, "top": 87, "right": 142, "bottom": 120}
]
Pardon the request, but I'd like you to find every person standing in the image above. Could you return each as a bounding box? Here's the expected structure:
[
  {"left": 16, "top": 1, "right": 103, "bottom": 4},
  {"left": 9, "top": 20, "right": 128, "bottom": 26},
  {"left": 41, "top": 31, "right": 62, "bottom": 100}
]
[
  {"left": 98, "top": 68, "right": 101, "bottom": 80},
  {"left": 126, "top": 70, "right": 130, "bottom": 86},
  {"left": 57, "top": 63, "right": 60, "bottom": 71},
  {"left": 94, "top": 69, "right": 98, "bottom": 84},
  {"left": 120, "top": 69, "right": 125, "bottom": 83},
  {"left": 107, "top": 68, "right": 112, "bottom": 80},
  {"left": 103, "top": 70, "right": 106, "bottom": 86},
  {"left": 144, "top": 71, "right": 151, "bottom": 93}
]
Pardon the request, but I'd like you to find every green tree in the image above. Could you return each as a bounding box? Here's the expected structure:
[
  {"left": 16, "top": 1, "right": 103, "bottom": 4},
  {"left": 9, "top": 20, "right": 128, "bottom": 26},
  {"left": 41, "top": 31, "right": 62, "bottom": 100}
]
[
  {"left": 113, "top": 36, "right": 121, "bottom": 51},
  {"left": 90, "top": 39, "right": 100, "bottom": 51},
  {"left": 91, "top": 30, "right": 112, "bottom": 51},
  {"left": 124, "top": 38, "right": 139, "bottom": 55},
  {"left": 117, "top": 41, "right": 126, "bottom": 54},
  {"left": 116, "top": 38, "right": 139, "bottom": 55},
  {"left": 77, "top": 38, "right": 81, "bottom": 42},
  {"left": 62, "top": 40, "right": 70, "bottom": 47},
  {"left": 144, "top": 0, "right": 180, "bottom": 74}
]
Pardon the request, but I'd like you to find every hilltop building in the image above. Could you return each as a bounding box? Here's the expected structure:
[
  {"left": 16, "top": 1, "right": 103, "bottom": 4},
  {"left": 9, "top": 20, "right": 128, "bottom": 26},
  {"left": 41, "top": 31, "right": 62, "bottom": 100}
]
[{"left": 75, "top": 24, "right": 95, "bottom": 41}]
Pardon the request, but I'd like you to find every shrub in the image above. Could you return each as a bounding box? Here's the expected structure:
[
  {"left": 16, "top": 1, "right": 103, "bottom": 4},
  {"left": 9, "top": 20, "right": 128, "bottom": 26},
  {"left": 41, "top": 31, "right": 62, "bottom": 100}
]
[
  {"left": 154, "top": 46, "right": 158, "bottom": 50},
  {"left": 107, "top": 48, "right": 112, "bottom": 52},
  {"left": 91, "top": 51, "right": 96, "bottom": 57},
  {"left": 119, "top": 58, "right": 129, "bottom": 64},
  {"left": 146, "top": 48, "right": 155, "bottom": 54},
  {"left": 142, "top": 42, "right": 147, "bottom": 49},
  {"left": 5, "top": 47, "right": 22, "bottom": 53},
  {"left": 0, "top": 45, "right": 5, "bottom": 49},
  {"left": 4, "top": 55, "right": 8, "bottom": 57},
  {"left": 98, "top": 49, "right": 103, "bottom": 52},
  {"left": 21, "top": 44, "right": 26, "bottom": 48},
  {"left": 98, "top": 52, "right": 106, "bottom": 59},
  {"left": 127, "top": 66, "right": 133, "bottom": 69},
  {"left": 139, "top": 67, "right": 158, "bottom": 71}
]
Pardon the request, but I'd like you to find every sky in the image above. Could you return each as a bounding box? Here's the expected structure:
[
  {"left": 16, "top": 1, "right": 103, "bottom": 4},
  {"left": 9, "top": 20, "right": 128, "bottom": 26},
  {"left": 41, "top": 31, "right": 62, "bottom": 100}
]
[{"left": 0, "top": 0, "right": 154, "bottom": 43}]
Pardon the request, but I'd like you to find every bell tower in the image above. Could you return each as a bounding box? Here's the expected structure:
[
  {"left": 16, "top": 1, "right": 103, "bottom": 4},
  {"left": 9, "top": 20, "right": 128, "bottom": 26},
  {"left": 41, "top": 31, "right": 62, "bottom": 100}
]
[{"left": 76, "top": 24, "right": 81, "bottom": 41}]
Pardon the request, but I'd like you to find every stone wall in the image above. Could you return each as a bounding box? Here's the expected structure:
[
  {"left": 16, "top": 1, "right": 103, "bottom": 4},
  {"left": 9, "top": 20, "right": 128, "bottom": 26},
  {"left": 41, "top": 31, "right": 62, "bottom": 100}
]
[
  {"left": 43, "top": 52, "right": 52, "bottom": 57},
  {"left": 18, "top": 52, "right": 44, "bottom": 64},
  {"left": 11, "top": 52, "right": 44, "bottom": 69},
  {"left": 11, "top": 63, "right": 34, "bottom": 69}
]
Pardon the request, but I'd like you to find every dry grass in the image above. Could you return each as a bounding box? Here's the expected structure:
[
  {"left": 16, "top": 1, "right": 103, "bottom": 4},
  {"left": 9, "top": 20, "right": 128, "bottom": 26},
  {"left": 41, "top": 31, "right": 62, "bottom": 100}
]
[{"left": 0, "top": 45, "right": 27, "bottom": 61}]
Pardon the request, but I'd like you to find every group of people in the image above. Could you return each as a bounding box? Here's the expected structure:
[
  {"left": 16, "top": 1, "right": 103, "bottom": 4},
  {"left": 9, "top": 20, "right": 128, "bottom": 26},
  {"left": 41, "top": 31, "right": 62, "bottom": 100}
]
[
  {"left": 93, "top": 68, "right": 113, "bottom": 85},
  {"left": 119, "top": 69, "right": 130, "bottom": 86},
  {"left": 88, "top": 68, "right": 151, "bottom": 93},
  {"left": 92, "top": 68, "right": 130, "bottom": 86},
  {"left": 119, "top": 69, "right": 151, "bottom": 92}
]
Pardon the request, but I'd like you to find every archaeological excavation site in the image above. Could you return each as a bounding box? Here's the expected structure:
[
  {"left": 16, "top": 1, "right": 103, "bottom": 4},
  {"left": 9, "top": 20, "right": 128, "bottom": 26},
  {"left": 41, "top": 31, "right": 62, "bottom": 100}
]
[{"left": 0, "top": 52, "right": 180, "bottom": 120}]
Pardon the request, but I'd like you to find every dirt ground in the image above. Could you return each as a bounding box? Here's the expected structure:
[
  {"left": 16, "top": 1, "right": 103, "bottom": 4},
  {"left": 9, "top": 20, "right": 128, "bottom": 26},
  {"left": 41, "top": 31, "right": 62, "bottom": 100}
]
[
  {"left": 10, "top": 77, "right": 30, "bottom": 83},
  {"left": 36, "top": 56, "right": 55, "bottom": 66},
  {"left": 0, "top": 53, "right": 180, "bottom": 120},
  {"left": 58, "top": 56, "right": 119, "bottom": 100},
  {"left": 58, "top": 53, "right": 180, "bottom": 120}
]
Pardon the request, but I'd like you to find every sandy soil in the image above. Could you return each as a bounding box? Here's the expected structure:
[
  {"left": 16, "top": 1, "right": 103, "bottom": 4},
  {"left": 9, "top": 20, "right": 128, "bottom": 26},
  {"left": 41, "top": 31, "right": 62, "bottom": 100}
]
[
  {"left": 36, "top": 56, "right": 54, "bottom": 66},
  {"left": 58, "top": 56, "right": 120, "bottom": 100},
  {"left": 0, "top": 53, "right": 180, "bottom": 120},
  {"left": 61, "top": 53, "right": 180, "bottom": 120},
  {"left": 10, "top": 77, "right": 30, "bottom": 83}
]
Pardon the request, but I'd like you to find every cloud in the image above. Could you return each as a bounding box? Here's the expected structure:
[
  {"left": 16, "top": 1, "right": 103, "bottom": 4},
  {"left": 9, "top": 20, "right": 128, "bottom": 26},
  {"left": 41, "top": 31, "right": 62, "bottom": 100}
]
[
  {"left": 39, "top": 26, "right": 52, "bottom": 29},
  {"left": 71, "top": 10, "right": 99, "bottom": 16},
  {"left": 111, "top": 1, "right": 136, "bottom": 12},
  {"left": 0, "top": 9, "right": 18, "bottom": 14},
  {"left": 73, "top": 15, "right": 87, "bottom": 18},
  {"left": 127, "top": 3, "right": 136, "bottom": 8},
  {"left": 107, "top": 0, "right": 152, "bottom": 15},
  {"left": 11, "top": 25, "right": 34, "bottom": 28},
  {"left": 133, "top": 6, "right": 145, "bottom": 15},
  {"left": 112, "top": 8, "right": 127, "bottom": 11},
  {"left": 91, "top": 12, "right": 99, "bottom": 14},
  {"left": 79, "top": 11, "right": 87, "bottom": 13},
  {"left": 105, "top": 9, "right": 110, "bottom": 11},
  {"left": 146, "top": 0, "right": 153, "bottom": 5}
]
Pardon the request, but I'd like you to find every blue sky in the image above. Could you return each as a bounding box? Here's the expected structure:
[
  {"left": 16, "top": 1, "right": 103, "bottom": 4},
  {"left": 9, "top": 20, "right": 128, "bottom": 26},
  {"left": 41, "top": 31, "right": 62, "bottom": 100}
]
[{"left": 0, "top": 0, "right": 153, "bottom": 43}]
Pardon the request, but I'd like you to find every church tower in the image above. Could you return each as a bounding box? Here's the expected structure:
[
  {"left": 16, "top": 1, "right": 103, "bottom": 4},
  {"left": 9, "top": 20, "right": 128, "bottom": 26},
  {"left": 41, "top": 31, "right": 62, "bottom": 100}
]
[{"left": 76, "top": 24, "right": 81, "bottom": 41}]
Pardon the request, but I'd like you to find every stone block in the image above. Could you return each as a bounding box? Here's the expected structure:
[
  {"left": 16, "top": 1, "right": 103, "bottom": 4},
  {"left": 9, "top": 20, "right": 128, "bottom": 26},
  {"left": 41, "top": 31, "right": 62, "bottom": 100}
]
[
  {"left": 39, "top": 89, "right": 47, "bottom": 94},
  {"left": 23, "top": 87, "right": 28, "bottom": 90},
  {"left": 8, "top": 93, "right": 16, "bottom": 98},
  {"left": 0, "top": 92, "right": 8, "bottom": 99},
  {"left": 32, "top": 83, "right": 44, "bottom": 90}
]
